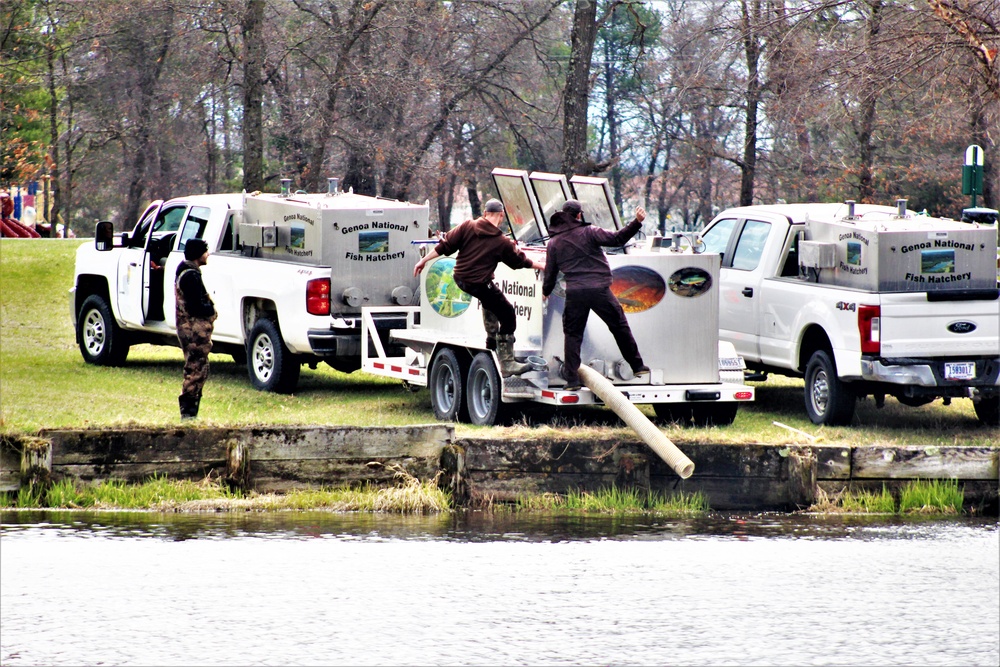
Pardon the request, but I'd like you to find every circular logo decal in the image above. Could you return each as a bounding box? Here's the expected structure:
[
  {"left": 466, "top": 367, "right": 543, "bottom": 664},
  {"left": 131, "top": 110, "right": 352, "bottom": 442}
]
[
  {"left": 946, "top": 321, "right": 977, "bottom": 334},
  {"left": 425, "top": 258, "right": 472, "bottom": 318},
  {"left": 610, "top": 265, "right": 667, "bottom": 313},
  {"left": 668, "top": 267, "right": 713, "bottom": 297}
]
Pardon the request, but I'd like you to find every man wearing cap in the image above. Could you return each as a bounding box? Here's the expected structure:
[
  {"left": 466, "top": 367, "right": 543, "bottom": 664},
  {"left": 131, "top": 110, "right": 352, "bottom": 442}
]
[
  {"left": 414, "top": 199, "right": 545, "bottom": 377},
  {"left": 542, "top": 199, "right": 649, "bottom": 391},
  {"left": 175, "top": 238, "right": 217, "bottom": 419}
]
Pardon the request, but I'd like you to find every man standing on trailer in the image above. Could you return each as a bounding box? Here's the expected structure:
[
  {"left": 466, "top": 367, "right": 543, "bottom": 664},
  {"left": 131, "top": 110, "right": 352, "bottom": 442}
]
[
  {"left": 414, "top": 199, "right": 545, "bottom": 377},
  {"left": 175, "top": 238, "right": 217, "bottom": 419},
  {"left": 542, "top": 199, "right": 649, "bottom": 391}
]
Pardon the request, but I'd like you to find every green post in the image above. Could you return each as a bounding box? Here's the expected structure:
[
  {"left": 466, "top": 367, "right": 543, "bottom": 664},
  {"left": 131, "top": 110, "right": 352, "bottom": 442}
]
[{"left": 962, "top": 145, "right": 984, "bottom": 209}]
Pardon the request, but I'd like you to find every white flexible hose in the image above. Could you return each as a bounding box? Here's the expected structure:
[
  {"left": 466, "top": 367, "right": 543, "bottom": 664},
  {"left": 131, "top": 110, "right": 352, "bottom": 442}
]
[{"left": 578, "top": 365, "right": 695, "bottom": 479}]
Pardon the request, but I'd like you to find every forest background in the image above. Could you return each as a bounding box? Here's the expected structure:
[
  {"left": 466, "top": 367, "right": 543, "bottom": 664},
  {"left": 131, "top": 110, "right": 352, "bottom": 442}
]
[{"left": 2, "top": 0, "right": 998, "bottom": 237}]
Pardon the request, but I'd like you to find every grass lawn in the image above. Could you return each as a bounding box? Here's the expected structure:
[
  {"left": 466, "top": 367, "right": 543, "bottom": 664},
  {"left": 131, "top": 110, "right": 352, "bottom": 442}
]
[{"left": 1, "top": 238, "right": 996, "bottom": 447}]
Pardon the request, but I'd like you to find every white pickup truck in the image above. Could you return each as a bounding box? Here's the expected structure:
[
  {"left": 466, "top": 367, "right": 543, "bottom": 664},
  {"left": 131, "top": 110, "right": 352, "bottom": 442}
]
[
  {"left": 700, "top": 200, "right": 999, "bottom": 426},
  {"left": 71, "top": 187, "right": 426, "bottom": 392}
]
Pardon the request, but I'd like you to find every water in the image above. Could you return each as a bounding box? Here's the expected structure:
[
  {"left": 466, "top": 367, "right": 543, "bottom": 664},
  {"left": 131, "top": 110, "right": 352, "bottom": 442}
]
[{"left": 1, "top": 511, "right": 997, "bottom": 666}]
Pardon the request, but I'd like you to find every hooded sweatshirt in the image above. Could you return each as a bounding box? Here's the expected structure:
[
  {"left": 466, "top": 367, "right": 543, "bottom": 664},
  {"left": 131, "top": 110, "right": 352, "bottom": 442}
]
[
  {"left": 542, "top": 211, "right": 642, "bottom": 296},
  {"left": 433, "top": 217, "right": 534, "bottom": 284}
]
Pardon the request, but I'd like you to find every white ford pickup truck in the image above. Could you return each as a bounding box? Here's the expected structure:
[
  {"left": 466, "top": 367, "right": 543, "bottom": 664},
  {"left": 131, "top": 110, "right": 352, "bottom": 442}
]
[
  {"left": 699, "top": 200, "right": 999, "bottom": 426},
  {"left": 71, "top": 187, "right": 426, "bottom": 392}
]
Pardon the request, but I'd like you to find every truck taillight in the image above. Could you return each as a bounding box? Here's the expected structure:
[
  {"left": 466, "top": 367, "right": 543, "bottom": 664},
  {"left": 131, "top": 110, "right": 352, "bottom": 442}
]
[
  {"left": 306, "top": 278, "right": 331, "bottom": 316},
  {"left": 858, "top": 305, "right": 880, "bottom": 354}
]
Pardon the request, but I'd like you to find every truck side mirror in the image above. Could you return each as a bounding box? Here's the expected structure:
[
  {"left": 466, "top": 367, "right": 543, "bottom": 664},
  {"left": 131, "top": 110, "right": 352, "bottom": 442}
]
[{"left": 95, "top": 221, "right": 115, "bottom": 251}]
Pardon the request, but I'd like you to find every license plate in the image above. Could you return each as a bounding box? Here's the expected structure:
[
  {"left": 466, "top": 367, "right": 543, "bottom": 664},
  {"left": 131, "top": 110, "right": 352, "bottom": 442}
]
[{"left": 945, "top": 362, "right": 976, "bottom": 380}]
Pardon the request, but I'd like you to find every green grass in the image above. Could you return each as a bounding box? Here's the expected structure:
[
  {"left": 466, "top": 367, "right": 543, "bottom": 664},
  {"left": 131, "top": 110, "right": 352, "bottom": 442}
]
[
  {"left": 811, "top": 479, "right": 964, "bottom": 514},
  {"left": 4, "top": 475, "right": 239, "bottom": 509},
  {"left": 1, "top": 238, "right": 998, "bottom": 448},
  {"left": 899, "top": 479, "right": 964, "bottom": 514},
  {"left": 840, "top": 486, "right": 897, "bottom": 513},
  {"left": 515, "top": 487, "right": 708, "bottom": 515},
  {"left": 2, "top": 470, "right": 452, "bottom": 513}
]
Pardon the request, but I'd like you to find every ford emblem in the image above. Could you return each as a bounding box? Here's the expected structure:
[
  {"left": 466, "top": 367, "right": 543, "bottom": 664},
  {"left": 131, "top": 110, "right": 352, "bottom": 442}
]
[{"left": 947, "top": 321, "right": 977, "bottom": 334}]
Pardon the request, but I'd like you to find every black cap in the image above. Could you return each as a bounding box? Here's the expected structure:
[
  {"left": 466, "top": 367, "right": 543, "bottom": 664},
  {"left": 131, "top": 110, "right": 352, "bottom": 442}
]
[
  {"left": 484, "top": 199, "right": 504, "bottom": 213},
  {"left": 185, "top": 238, "right": 209, "bottom": 261},
  {"left": 562, "top": 199, "right": 583, "bottom": 216}
]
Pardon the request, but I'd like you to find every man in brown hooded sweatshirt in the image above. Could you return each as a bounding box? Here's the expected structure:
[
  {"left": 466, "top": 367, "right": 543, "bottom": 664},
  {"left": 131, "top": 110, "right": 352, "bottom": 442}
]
[
  {"left": 414, "top": 199, "right": 544, "bottom": 377},
  {"left": 542, "top": 199, "right": 648, "bottom": 391}
]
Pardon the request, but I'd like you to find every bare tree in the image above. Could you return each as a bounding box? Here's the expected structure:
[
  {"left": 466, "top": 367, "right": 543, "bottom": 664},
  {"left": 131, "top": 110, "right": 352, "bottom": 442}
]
[{"left": 241, "top": 0, "right": 265, "bottom": 192}]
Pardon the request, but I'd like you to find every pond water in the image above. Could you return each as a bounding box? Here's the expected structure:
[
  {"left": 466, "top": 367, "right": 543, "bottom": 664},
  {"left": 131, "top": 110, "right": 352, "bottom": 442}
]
[{"left": 1, "top": 511, "right": 997, "bottom": 666}]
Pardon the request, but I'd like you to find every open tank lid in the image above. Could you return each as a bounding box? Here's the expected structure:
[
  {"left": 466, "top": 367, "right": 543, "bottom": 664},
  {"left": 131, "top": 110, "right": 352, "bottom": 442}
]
[
  {"left": 491, "top": 168, "right": 623, "bottom": 244},
  {"left": 569, "top": 175, "right": 622, "bottom": 232}
]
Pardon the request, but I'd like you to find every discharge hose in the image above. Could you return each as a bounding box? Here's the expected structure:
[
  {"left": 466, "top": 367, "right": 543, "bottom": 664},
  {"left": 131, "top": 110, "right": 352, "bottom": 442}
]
[{"left": 578, "top": 364, "right": 695, "bottom": 479}]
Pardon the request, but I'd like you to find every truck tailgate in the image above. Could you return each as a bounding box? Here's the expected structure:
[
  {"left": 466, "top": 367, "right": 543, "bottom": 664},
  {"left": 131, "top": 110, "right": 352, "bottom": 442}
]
[{"left": 880, "top": 292, "right": 1000, "bottom": 358}]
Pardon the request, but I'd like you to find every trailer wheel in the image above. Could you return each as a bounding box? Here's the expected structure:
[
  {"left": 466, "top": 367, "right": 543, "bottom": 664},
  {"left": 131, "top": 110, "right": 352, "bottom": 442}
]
[
  {"left": 248, "top": 318, "right": 300, "bottom": 393},
  {"left": 467, "top": 352, "right": 504, "bottom": 426},
  {"left": 429, "top": 348, "right": 467, "bottom": 422},
  {"left": 77, "top": 295, "right": 130, "bottom": 366},
  {"left": 691, "top": 402, "right": 739, "bottom": 427},
  {"left": 652, "top": 404, "right": 692, "bottom": 426},
  {"left": 804, "top": 349, "right": 855, "bottom": 426},
  {"left": 973, "top": 395, "right": 999, "bottom": 426}
]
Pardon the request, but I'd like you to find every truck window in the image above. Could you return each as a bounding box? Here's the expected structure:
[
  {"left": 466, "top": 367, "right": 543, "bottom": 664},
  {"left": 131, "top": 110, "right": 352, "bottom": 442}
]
[
  {"left": 153, "top": 206, "right": 187, "bottom": 233},
  {"left": 779, "top": 230, "right": 802, "bottom": 277},
  {"left": 701, "top": 218, "right": 737, "bottom": 258},
  {"left": 177, "top": 206, "right": 212, "bottom": 250},
  {"left": 731, "top": 220, "right": 770, "bottom": 270},
  {"left": 131, "top": 208, "right": 157, "bottom": 247},
  {"left": 220, "top": 212, "right": 235, "bottom": 251}
]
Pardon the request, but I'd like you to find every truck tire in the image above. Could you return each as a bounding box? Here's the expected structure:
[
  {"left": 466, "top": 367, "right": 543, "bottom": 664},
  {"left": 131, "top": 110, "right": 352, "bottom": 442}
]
[
  {"left": 429, "top": 348, "right": 467, "bottom": 422},
  {"left": 691, "top": 402, "right": 739, "bottom": 427},
  {"left": 77, "top": 295, "right": 130, "bottom": 366},
  {"left": 804, "top": 349, "right": 856, "bottom": 426},
  {"left": 973, "top": 395, "right": 1000, "bottom": 427},
  {"left": 247, "top": 318, "right": 300, "bottom": 393},
  {"left": 467, "top": 352, "right": 504, "bottom": 426}
]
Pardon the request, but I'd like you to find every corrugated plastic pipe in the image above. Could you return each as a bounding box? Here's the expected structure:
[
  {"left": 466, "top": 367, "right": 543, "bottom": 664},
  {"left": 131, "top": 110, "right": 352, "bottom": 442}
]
[{"left": 578, "top": 365, "right": 694, "bottom": 479}]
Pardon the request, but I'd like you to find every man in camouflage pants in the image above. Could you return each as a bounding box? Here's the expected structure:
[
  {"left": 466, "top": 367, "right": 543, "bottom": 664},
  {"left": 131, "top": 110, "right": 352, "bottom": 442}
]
[{"left": 175, "top": 238, "right": 217, "bottom": 419}]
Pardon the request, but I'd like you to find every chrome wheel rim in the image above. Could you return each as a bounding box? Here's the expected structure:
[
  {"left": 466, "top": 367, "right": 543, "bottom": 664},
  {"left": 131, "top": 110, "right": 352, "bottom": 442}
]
[
  {"left": 83, "top": 309, "right": 106, "bottom": 356},
  {"left": 252, "top": 333, "right": 275, "bottom": 382}
]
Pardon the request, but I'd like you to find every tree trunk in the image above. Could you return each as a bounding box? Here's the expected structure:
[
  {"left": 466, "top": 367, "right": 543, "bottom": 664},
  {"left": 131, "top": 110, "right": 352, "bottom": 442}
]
[
  {"left": 739, "top": 0, "right": 761, "bottom": 207},
  {"left": 561, "top": 0, "right": 599, "bottom": 177},
  {"left": 46, "top": 20, "right": 61, "bottom": 233},
  {"left": 241, "top": 0, "right": 265, "bottom": 193},
  {"left": 119, "top": 12, "right": 173, "bottom": 228},
  {"left": 604, "top": 45, "right": 622, "bottom": 209},
  {"left": 851, "top": 0, "right": 883, "bottom": 204}
]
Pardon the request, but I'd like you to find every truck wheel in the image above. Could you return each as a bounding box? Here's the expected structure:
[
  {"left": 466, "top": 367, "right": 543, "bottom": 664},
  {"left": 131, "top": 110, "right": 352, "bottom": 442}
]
[
  {"left": 652, "top": 404, "right": 693, "bottom": 426},
  {"left": 429, "top": 348, "right": 467, "bottom": 422},
  {"left": 973, "top": 395, "right": 1000, "bottom": 427},
  {"left": 247, "top": 318, "right": 300, "bottom": 393},
  {"left": 691, "top": 403, "right": 739, "bottom": 427},
  {"left": 77, "top": 295, "right": 130, "bottom": 366},
  {"left": 467, "top": 352, "right": 504, "bottom": 426},
  {"left": 804, "top": 349, "right": 856, "bottom": 426}
]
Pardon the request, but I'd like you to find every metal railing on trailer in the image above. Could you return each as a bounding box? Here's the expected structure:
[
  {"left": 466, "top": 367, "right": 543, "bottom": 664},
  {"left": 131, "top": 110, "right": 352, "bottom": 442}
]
[{"left": 360, "top": 306, "right": 428, "bottom": 386}]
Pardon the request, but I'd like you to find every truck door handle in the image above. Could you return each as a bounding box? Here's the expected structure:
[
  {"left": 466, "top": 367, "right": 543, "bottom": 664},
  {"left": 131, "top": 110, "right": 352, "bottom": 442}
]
[{"left": 742, "top": 287, "right": 754, "bottom": 297}]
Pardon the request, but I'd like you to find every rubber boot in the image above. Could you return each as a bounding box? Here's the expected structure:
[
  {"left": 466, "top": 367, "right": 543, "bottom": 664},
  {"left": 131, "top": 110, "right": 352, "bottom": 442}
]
[
  {"left": 482, "top": 310, "right": 500, "bottom": 351},
  {"left": 496, "top": 334, "right": 531, "bottom": 377},
  {"left": 179, "top": 393, "right": 199, "bottom": 420}
]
